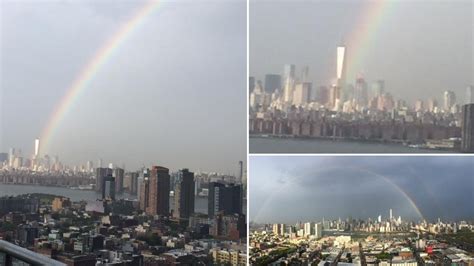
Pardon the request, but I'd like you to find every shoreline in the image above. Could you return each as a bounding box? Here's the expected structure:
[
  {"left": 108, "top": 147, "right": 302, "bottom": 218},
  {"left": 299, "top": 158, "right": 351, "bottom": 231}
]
[{"left": 249, "top": 134, "right": 457, "bottom": 153}]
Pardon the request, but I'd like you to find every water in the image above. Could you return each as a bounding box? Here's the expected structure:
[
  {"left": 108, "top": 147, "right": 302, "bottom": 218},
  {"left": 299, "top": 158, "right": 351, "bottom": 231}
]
[
  {"left": 0, "top": 184, "right": 114, "bottom": 201},
  {"left": 0, "top": 184, "right": 209, "bottom": 214},
  {"left": 249, "top": 136, "right": 451, "bottom": 153}
]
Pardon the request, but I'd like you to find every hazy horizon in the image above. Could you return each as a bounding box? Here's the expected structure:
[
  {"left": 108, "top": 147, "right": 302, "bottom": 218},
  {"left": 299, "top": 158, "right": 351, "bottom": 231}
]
[
  {"left": 250, "top": 156, "right": 474, "bottom": 224},
  {"left": 1, "top": 0, "right": 246, "bottom": 173},
  {"left": 250, "top": 0, "right": 473, "bottom": 104}
]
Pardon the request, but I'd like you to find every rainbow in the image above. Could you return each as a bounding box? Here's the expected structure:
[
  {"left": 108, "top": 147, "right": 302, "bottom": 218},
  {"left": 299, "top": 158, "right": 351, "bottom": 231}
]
[
  {"left": 356, "top": 168, "right": 425, "bottom": 221},
  {"left": 252, "top": 166, "right": 425, "bottom": 223},
  {"left": 343, "top": 0, "right": 396, "bottom": 81},
  {"left": 40, "top": 0, "right": 161, "bottom": 153}
]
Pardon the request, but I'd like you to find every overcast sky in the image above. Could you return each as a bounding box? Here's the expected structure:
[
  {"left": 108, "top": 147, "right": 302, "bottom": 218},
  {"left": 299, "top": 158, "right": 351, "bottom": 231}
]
[
  {"left": 0, "top": 0, "right": 246, "bottom": 173},
  {"left": 250, "top": 156, "right": 474, "bottom": 223},
  {"left": 250, "top": 0, "right": 473, "bottom": 104}
]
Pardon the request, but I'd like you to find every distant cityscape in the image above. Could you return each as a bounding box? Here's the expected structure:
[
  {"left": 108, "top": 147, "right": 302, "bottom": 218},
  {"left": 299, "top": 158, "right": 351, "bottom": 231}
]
[
  {"left": 0, "top": 139, "right": 247, "bottom": 265},
  {"left": 249, "top": 45, "right": 474, "bottom": 152},
  {"left": 250, "top": 209, "right": 474, "bottom": 265}
]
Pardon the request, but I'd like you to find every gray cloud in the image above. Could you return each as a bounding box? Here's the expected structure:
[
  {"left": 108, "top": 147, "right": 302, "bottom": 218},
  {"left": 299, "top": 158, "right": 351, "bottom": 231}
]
[
  {"left": 1, "top": 0, "right": 246, "bottom": 173},
  {"left": 250, "top": 156, "right": 474, "bottom": 223}
]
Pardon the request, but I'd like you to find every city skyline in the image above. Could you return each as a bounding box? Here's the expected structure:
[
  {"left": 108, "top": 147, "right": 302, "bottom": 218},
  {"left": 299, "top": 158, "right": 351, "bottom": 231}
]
[
  {"left": 250, "top": 156, "right": 474, "bottom": 224},
  {"left": 252, "top": 61, "right": 473, "bottom": 108},
  {"left": 2, "top": 137, "right": 246, "bottom": 175},
  {"left": 250, "top": 0, "right": 472, "bottom": 103},
  {"left": 1, "top": 0, "right": 246, "bottom": 173}
]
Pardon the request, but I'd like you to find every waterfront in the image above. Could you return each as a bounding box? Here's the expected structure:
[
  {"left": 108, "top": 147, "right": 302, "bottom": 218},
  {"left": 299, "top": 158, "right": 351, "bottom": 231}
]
[
  {"left": 250, "top": 136, "right": 451, "bottom": 153},
  {"left": 0, "top": 184, "right": 210, "bottom": 214}
]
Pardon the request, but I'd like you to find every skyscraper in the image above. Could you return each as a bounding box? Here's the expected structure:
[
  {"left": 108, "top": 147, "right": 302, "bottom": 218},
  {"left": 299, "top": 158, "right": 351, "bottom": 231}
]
[
  {"left": 354, "top": 77, "right": 368, "bottom": 107},
  {"left": 292, "top": 82, "right": 312, "bottom": 106},
  {"left": 301, "top": 66, "right": 309, "bottom": 82},
  {"left": 322, "top": 219, "right": 330, "bottom": 230},
  {"left": 283, "top": 64, "right": 296, "bottom": 83},
  {"left": 467, "top": 85, "right": 474, "bottom": 104},
  {"left": 250, "top": 80, "right": 266, "bottom": 110},
  {"left": 139, "top": 170, "right": 149, "bottom": 211},
  {"left": 173, "top": 168, "right": 195, "bottom": 219},
  {"left": 336, "top": 46, "right": 346, "bottom": 87},
  {"left": 146, "top": 166, "right": 170, "bottom": 216},
  {"left": 282, "top": 64, "right": 296, "bottom": 103},
  {"left": 264, "top": 74, "right": 281, "bottom": 93},
  {"left": 317, "top": 86, "right": 329, "bottom": 105},
  {"left": 86, "top": 161, "right": 93, "bottom": 173},
  {"left": 272, "top": 224, "right": 280, "bottom": 235},
  {"left": 102, "top": 175, "right": 115, "bottom": 200},
  {"left": 238, "top": 161, "right": 243, "bottom": 184},
  {"left": 329, "top": 85, "right": 341, "bottom": 109},
  {"left": 34, "top": 139, "right": 40, "bottom": 157},
  {"left": 314, "top": 223, "right": 322, "bottom": 238},
  {"left": 113, "top": 168, "right": 125, "bottom": 194},
  {"left": 208, "top": 182, "right": 242, "bottom": 217},
  {"left": 129, "top": 172, "right": 139, "bottom": 195},
  {"left": 372, "top": 80, "right": 385, "bottom": 98},
  {"left": 13, "top": 157, "right": 23, "bottom": 169},
  {"left": 283, "top": 78, "right": 294, "bottom": 103},
  {"left": 427, "top": 98, "right": 438, "bottom": 112},
  {"left": 249, "top": 76, "right": 255, "bottom": 93},
  {"left": 304, "top": 222, "right": 313, "bottom": 236},
  {"left": 415, "top": 100, "right": 424, "bottom": 112},
  {"left": 444, "top": 90, "right": 456, "bottom": 112},
  {"left": 272, "top": 223, "right": 286, "bottom": 236},
  {"left": 0, "top": 153, "right": 7, "bottom": 164},
  {"left": 8, "top": 148, "right": 15, "bottom": 167},
  {"left": 377, "top": 92, "right": 394, "bottom": 111},
  {"left": 96, "top": 167, "right": 113, "bottom": 193},
  {"left": 461, "top": 104, "right": 474, "bottom": 152}
]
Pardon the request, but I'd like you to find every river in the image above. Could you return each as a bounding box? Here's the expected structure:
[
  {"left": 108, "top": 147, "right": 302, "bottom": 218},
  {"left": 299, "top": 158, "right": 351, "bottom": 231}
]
[
  {"left": 0, "top": 184, "right": 210, "bottom": 214},
  {"left": 249, "top": 136, "right": 451, "bottom": 153}
]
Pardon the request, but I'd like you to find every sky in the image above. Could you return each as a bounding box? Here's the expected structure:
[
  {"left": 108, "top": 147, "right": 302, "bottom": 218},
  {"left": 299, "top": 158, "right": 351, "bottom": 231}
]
[
  {"left": 250, "top": 0, "right": 473, "bottom": 104},
  {"left": 0, "top": 0, "right": 246, "bottom": 174},
  {"left": 250, "top": 156, "right": 474, "bottom": 223}
]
